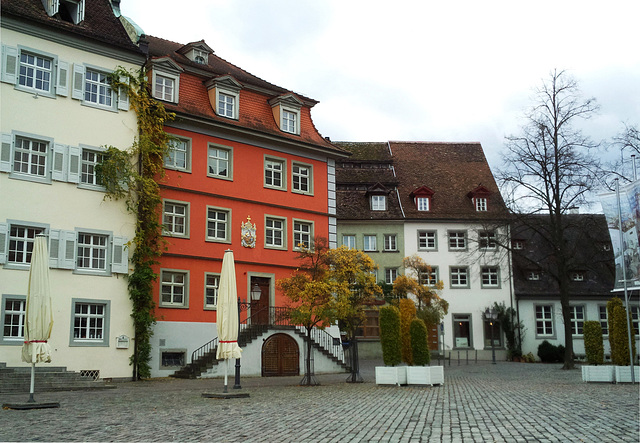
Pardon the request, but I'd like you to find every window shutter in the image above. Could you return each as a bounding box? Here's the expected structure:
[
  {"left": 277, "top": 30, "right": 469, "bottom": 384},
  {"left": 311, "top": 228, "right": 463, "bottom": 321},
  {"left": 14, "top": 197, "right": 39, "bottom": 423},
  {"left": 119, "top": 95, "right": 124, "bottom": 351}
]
[
  {"left": 56, "top": 60, "right": 69, "bottom": 97},
  {"left": 0, "top": 133, "right": 12, "bottom": 173},
  {"left": 60, "top": 230, "right": 76, "bottom": 270},
  {"left": 67, "top": 146, "right": 80, "bottom": 183},
  {"left": 0, "top": 222, "right": 7, "bottom": 265},
  {"left": 52, "top": 143, "right": 68, "bottom": 182},
  {"left": 49, "top": 229, "right": 60, "bottom": 268},
  {"left": 111, "top": 236, "right": 129, "bottom": 274},
  {"left": 43, "top": 0, "right": 59, "bottom": 16},
  {"left": 71, "top": 64, "right": 84, "bottom": 100},
  {"left": 77, "top": 0, "right": 85, "bottom": 23},
  {"left": 117, "top": 76, "right": 129, "bottom": 111},
  {"left": 1, "top": 45, "right": 18, "bottom": 85}
]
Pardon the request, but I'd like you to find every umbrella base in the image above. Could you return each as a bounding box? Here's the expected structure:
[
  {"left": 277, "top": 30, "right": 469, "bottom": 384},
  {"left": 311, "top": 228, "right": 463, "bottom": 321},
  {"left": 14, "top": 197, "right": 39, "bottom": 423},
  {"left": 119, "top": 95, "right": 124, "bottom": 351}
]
[
  {"left": 3, "top": 402, "right": 60, "bottom": 410},
  {"left": 201, "top": 393, "right": 250, "bottom": 399}
]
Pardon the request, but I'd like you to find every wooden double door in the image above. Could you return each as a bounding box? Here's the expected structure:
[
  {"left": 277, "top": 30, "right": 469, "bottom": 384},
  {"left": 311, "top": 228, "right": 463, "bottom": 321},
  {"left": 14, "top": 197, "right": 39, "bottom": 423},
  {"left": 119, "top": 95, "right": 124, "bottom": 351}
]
[{"left": 262, "top": 333, "right": 299, "bottom": 377}]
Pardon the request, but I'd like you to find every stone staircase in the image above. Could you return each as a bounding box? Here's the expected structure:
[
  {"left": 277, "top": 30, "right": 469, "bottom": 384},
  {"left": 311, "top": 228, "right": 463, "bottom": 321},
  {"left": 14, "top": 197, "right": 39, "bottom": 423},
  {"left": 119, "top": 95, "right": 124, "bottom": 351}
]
[{"left": 0, "top": 363, "right": 116, "bottom": 394}]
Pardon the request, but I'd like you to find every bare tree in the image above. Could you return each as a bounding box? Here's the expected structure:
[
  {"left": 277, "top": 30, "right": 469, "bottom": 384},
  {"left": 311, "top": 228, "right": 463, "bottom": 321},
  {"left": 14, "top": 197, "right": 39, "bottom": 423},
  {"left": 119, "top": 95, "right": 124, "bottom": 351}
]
[
  {"left": 613, "top": 123, "right": 640, "bottom": 181},
  {"left": 498, "top": 69, "right": 602, "bottom": 369}
]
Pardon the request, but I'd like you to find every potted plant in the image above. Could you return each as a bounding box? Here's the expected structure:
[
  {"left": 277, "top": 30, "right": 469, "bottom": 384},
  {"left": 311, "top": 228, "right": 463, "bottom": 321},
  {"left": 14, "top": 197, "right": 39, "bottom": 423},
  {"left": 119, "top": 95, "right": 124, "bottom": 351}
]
[
  {"left": 581, "top": 320, "right": 614, "bottom": 382},
  {"left": 375, "top": 305, "right": 406, "bottom": 385}
]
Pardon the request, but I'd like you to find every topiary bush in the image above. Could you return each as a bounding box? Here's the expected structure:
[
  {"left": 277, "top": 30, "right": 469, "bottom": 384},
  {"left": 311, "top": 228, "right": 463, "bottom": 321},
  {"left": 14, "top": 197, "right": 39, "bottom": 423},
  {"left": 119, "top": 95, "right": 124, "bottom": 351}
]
[
  {"left": 410, "top": 318, "right": 430, "bottom": 366},
  {"left": 583, "top": 320, "right": 604, "bottom": 365},
  {"left": 610, "top": 303, "right": 637, "bottom": 365},
  {"left": 538, "top": 340, "right": 563, "bottom": 363},
  {"left": 607, "top": 297, "right": 623, "bottom": 362},
  {"left": 399, "top": 298, "right": 417, "bottom": 365},
  {"left": 379, "top": 306, "right": 402, "bottom": 366}
]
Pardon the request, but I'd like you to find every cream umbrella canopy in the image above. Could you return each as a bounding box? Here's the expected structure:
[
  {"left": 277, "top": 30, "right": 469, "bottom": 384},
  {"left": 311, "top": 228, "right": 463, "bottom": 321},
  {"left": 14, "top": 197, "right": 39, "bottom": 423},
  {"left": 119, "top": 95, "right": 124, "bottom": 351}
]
[
  {"left": 21, "top": 235, "right": 53, "bottom": 402},
  {"left": 216, "top": 250, "right": 242, "bottom": 392}
]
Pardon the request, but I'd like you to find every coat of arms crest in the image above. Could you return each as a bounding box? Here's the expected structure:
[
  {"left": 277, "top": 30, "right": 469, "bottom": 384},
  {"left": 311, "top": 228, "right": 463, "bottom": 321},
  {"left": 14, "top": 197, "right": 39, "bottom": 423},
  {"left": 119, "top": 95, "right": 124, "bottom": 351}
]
[{"left": 241, "top": 216, "right": 256, "bottom": 248}]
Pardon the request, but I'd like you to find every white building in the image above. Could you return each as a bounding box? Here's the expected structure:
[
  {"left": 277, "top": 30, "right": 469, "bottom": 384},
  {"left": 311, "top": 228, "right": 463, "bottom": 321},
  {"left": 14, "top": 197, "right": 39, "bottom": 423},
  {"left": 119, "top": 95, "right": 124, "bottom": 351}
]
[{"left": 0, "top": 0, "right": 145, "bottom": 379}]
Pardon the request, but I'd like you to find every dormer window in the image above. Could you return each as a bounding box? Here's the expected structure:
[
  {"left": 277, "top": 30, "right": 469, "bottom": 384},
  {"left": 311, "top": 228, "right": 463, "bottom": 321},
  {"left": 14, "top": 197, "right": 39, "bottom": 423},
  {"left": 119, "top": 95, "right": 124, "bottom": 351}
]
[
  {"left": 194, "top": 50, "right": 207, "bottom": 64},
  {"left": 206, "top": 76, "right": 242, "bottom": 120},
  {"left": 371, "top": 195, "right": 386, "bottom": 211},
  {"left": 467, "top": 185, "right": 491, "bottom": 212},
  {"left": 571, "top": 272, "right": 585, "bottom": 282},
  {"left": 410, "top": 186, "right": 434, "bottom": 212},
  {"left": 527, "top": 271, "right": 541, "bottom": 281},
  {"left": 149, "top": 58, "right": 183, "bottom": 104},
  {"left": 43, "top": 0, "right": 85, "bottom": 25},
  {"left": 269, "top": 94, "right": 302, "bottom": 135},
  {"left": 475, "top": 197, "right": 487, "bottom": 211},
  {"left": 177, "top": 41, "right": 213, "bottom": 65}
]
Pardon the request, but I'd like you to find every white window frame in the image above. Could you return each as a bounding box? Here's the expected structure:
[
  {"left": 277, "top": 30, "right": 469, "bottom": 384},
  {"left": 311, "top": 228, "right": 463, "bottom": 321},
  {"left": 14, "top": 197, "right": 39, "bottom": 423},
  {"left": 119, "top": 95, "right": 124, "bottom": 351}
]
[
  {"left": 207, "top": 144, "right": 233, "bottom": 180},
  {"left": 153, "top": 72, "right": 177, "bottom": 103},
  {"left": 385, "top": 268, "right": 398, "bottom": 285},
  {"left": 1, "top": 294, "right": 26, "bottom": 345},
  {"left": 265, "top": 215, "right": 286, "bottom": 250},
  {"left": 535, "top": 305, "right": 554, "bottom": 338},
  {"left": 450, "top": 267, "right": 469, "bottom": 288},
  {"left": 165, "top": 137, "right": 191, "bottom": 173},
  {"left": 69, "top": 298, "right": 110, "bottom": 347},
  {"left": 423, "top": 267, "right": 439, "bottom": 286},
  {"left": 163, "top": 200, "right": 190, "bottom": 238},
  {"left": 371, "top": 195, "right": 386, "bottom": 211},
  {"left": 383, "top": 234, "right": 397, "bottom": 251},
  {"left": 204, "top": 273, "right": 220, "bottom": 310},
  {"left": 475, "top": 197, "right": 488, "bottom": 211},
  {"left": 281, "top": 107, "right": 300, "bottom": 134},
  {"left": 293, "top": 219, "right": 313, "bottom": 251},
  {"left": 571, "top": 272, "right": 585, "bottom": 282},
  {"left": 217, "top": 91, "right": 237, "bottom": 119},
  {"left": 292, "top": 162, "right": 313, "bottom": 195},
  {"left": 160, "top": 269, "right": 189, "bottom": 308},
  {"left": 206, "top": 206, "right": 231, "bottom": 243},
  {"left": 481, "top": 266, "right": 500, "bottom": 288},
  {"left": 264, "top": 156, "right": 287, "bottom": 191},
  {"left": 418, "top": 230, "right": 437, "bottom": 251},
  {"left": 479, "top": 231, "right": 497, "bottom": 250},
  {"left": 416, "top": 197, "right": 430, "bottom": 211},
  {"left": 5, "top": 222, "right": 47, "bottom": 269},
  {"left": 342, "top": 234, "right": 356, "bottom": 249},
  {"left": 630, "top": 306, "right": 639, "bottom": 337},
  {"left": 363, "top": 235, "right": 377, "bottom": 252},
  {"left": 78, "top": 145, "right": 105, "bottom": 190},
  {"left": 570, "top": 305, "right": 585, "bottom": 336},
  {"left": 76, "top": 231, "right": 109, "bottom": 274},
  {"left": 9, "top": 133, "right": 52, "bottom": 184},
  {"left": 598, "top": 305, "right": 608, "bottom": 336},
  {"left": 82, "top": 66, "right": 115, "bottom": 110},
  {"left": 448, "top": 231, "right": 467, "bottom": 250},
  {"left": 527, "top": 271, "right": 541, "bottom": 281},
  {"left": 17, "top": 48, "right": 55, "bottom": 96}
]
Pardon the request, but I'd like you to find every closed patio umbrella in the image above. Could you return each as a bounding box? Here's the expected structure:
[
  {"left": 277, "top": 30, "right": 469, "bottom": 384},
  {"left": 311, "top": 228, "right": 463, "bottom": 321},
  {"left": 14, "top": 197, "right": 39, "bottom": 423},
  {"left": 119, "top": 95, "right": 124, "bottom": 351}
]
[
  {"left": 216, "top": 249, "right": 242, "bottom": 392},
  {"left": 21, "top": 235, "right": 53, "bottom": 403}
]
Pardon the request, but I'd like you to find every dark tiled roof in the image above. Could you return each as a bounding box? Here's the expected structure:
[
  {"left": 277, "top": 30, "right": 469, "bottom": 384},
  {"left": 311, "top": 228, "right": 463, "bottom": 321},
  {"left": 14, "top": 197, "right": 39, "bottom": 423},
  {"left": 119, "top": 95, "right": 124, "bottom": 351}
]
[
  {"left": 146, "top": 35, "right": 343, "bottom": 154},
  {"left": 335, "top": 142, "right": 391, "bottom": 163},
  {"left": 1, "top": 0, "right": 143, "bottom": 55},
  {"left": 337, "top": 189, "right": 404, "bottom": 220},
  {"left": 512, "top": 214, "right": 616, "bottom": 298}
]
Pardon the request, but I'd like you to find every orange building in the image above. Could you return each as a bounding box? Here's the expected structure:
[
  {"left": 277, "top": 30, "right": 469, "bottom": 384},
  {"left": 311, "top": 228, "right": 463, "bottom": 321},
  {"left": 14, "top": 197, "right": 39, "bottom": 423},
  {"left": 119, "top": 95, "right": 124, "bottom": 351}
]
[{"left": 144, "top": 37, "right": 348, "bottom": 377}]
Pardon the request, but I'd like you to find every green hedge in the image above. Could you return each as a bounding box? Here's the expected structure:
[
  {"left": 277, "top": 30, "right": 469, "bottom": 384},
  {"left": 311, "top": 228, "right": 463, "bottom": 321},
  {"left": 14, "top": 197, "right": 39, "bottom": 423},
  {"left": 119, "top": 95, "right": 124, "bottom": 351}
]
[
  {"left": 410, "top": 318, "right": 430, "bottom": 366},
  {"left": 379, "top": 306, "right": 402, "bottom": 366},
  {"left": 537, "top": 340, "right": 564, "bottom": 363},
  {"left": 583, "top": 320, "right": 604, "bottom": 365},
  {"left": 610, "top": 302, "right": 637, "bottom": 365}
]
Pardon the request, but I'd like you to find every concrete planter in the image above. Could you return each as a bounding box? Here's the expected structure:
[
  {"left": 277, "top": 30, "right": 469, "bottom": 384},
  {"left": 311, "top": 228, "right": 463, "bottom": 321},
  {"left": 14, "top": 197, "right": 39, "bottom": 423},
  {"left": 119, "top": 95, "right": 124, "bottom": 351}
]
[
  {"left": 375, "top": 366, "right": 407, "bottom": 386},
  {"left": 581, "top": 365, "right": 615, "bottom": 383},
  {"left": 406, "top": 366, "right": 431, "bottom": 385},
  {"left": 614, "top": 366, "right": 639, "bottom": 383},
  {"left": 430, "top": 366, "right": 445, "bottom": 385}
]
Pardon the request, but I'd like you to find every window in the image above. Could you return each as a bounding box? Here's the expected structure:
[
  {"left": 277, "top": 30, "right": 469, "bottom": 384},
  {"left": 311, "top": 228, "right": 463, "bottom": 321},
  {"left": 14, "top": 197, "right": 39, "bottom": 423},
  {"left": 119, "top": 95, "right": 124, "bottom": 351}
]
[
  {"left": 631, "top": 306, "right": 639, "bottom": 336},
  {"left": 484, "top": 318, "right": 503, "bottom": 348},
  {"left": 154, "top": 74, "right": 174, "bottom": 101},
  {"left": 8, "top": 225, "right": 45, "bottom": 265},
  {"left": 448, "top": 231, "right": 467, "bottom": 250},
  {"left": 570, "top": 306, "right": 585, "bottom": 335},
  {"left": 481, "top": 266, "right": 500, "bottom": 288},
  {"left": 1, "top": 295, "right": 26, "bottom": 345},
  {"left": 371, "top": 195, "right": 386, "bottom": 211},
  {"left": 270, "top": 95, "right": 302, "bottom": 134},
  {"left": 293, "top": 220, "right": 313, "bottom": 250},
  {"left": 265, "top": 216, "right": 286, "bottom": 249},
  {"left": 418, "top": 231, "right": 437, "bottom": 250},
  {"left": 161, "top": 351, "right": 185, "bottom": 368},
  {"left": 207, "top": 145, "right": 232, "bottom": 179},
  {"left": 163, "top": 201, "right": 189, "bottom": 238},
  {"left": 13, "top": 136, "right": 48, "bottom": 179},
  {"left": 475, "top": 197, "right": 487, "bottom": 211},
  {"left": 571, "top": 272, "right": 585, "bottom": 282},
  {"left": 204, "top": 273, "right": 219, "bottom": 309},
  {"left": 512, "top": 240, "right": 524, "bottom": 250},
  {"left": 80, "top": 148, "right": 104, "bottom": 187},
  {"left": 165, "top": 138, "right": 191, "bottom": 172},
  {"left": 453, "top": 314, "right": 472, "bottom": 348},
  {"left": 599, "top": 305, "right": 608, "bottom": 335},
  {"left": 527, "top": 271, "right": 540, "bottom": 281},
  {"left": 479, "top": 231, "right": 497, "bottom": 249},
  {"left": 355, "top": 310, "right": 380, "bottom": 338},
  {"left": 342, "top": 235, "right": 356, "bottom": 249},
  {"left": 206, "top": 207, "right": 230, "bottom": 243},
  {"left": 292, "top": 162, "right": 312, "bottom": 194},
  {"left": 218, "top": 92, "right": 235, "bottom": 118},
  {"left": 385, "top": 268, "right": 398, "bottom": 285},
  {"left": 383, "top": 234, "right": 397, "bottom": 251},
  {"left": 70, "top": 299, "right": 110, "bottom": 347},
  {"left": 84, "top": 68, "right": 112, "bottom": 107},
  {"left": 363, "top": 235, "right": 377, "bottom": 252},
  {"left": 450, "top": 267, "right": 469, "bottom": 288},
  {"left": 421, "top": 267, "right": 439, "bottom": 286},
  {"left": 535, "top": 305, "right": 554, "bottom": 337},
  {"left": 18, "top": 51, "right": 53, "bottom": 93},
  {"left": 160, "top": 270, "right": 189, "bottom": 308},
  {"left": 265, "top": 157, "right": 286, "bottom": 190},
  {"left": 76, "top": 233, "right": 108, "bottom": 272},
  {"left": 417, "top": 197, "right": 429, "bottom": 211},
  {"left": 282, "top": 109, "right": 297, "bottom": 133}
]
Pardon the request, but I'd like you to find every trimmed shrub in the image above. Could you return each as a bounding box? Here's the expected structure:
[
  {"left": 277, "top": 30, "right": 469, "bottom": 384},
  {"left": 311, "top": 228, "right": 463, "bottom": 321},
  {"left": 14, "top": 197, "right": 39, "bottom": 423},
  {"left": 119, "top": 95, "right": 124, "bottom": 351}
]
[
  {"left": 399, "top": 298, "right": 417, "bottom": 365},
  {"left": 610, "top": 303, "right": 637, "bottom": 365},
  {"left": 583, "top": 320, "right": 604, "bottom": 365},
  {"left": 410, "top": 318, "right": 430, "bottom": 366},
  {"left": 538, "top": 340, "right": 563, "bottom": 363},
  {"left": 379, "top": 306, "right": 402, "bottom": 366},
  {"left": 607, "top": 297, "right": 623, "bottom": 361}
]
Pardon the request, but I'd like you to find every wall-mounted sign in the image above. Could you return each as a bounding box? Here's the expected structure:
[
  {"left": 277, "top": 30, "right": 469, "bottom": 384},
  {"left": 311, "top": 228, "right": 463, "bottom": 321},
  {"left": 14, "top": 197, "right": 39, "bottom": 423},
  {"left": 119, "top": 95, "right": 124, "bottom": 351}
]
[
  {"left": 241, "top": 216, "right": 256, "bottom": 248},
  {"left": 116, "top": 335, "right": 130, "bottom": 349}
]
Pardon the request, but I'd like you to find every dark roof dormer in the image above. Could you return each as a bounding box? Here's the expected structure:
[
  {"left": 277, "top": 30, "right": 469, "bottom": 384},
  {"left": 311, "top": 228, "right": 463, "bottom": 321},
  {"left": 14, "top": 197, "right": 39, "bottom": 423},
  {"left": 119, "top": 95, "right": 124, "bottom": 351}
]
[
  {"left": 467, "top": 185, "right": 492, "bottom": 212},
  {"left": 269, "top": 93, "right": 303, "bottom": 135},
  {"left": 177, "top": 40, "right": 213, "bottom": 65},
  {"left": 366, "top": 183, "right": 389, "bottom": 211},
  {"left": 410, "top": 186, "right": 435, "bottom": 211},
  {"left": 43, "top": 0, "right": 86, "bottom": 25}
]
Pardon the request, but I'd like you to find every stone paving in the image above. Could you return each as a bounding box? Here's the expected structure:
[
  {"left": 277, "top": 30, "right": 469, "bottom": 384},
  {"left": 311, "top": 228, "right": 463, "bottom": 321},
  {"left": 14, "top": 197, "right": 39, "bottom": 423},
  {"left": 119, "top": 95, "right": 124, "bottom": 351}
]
[{"left": 1, "top": 360, "right": 638, "bottom": 442}]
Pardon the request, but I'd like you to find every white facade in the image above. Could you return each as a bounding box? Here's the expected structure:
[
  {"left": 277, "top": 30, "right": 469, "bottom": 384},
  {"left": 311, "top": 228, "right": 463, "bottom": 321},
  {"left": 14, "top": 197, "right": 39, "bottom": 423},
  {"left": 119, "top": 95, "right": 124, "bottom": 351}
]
[
  {"left": 0, "top": 16, "right": 143, "bottom": 379},
  {"left": 404, "top": 221, "right": 512, "bottom": 360}
]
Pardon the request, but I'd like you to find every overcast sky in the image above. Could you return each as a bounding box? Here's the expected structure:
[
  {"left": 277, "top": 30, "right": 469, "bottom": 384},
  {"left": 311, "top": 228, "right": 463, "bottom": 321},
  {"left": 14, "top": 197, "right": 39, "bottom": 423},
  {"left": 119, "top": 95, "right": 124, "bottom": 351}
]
[{"left": 121, "top": 0, "right": 640, "bottom": 174}]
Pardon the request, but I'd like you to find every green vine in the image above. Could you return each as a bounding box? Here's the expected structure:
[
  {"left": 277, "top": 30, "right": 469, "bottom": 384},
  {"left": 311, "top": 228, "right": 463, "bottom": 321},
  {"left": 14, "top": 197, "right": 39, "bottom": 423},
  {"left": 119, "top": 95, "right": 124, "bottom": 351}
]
[{"left": 100, "top": 68, "right": 175, "bottom": 379}]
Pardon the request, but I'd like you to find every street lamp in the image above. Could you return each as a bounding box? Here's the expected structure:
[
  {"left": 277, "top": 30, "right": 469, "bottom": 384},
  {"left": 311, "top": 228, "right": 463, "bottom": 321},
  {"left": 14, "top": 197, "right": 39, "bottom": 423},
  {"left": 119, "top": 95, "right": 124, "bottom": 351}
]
[{"left": 485, "top": 307, "right": 497, "bottom": 364}]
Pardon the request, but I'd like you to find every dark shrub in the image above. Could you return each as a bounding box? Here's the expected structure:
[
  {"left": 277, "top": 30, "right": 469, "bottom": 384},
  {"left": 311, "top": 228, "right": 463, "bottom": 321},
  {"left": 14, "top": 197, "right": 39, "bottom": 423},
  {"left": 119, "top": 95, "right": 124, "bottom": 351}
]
[
  {"left": 410, "top": 318, "right": 430, "bottom": 366},
  {"left": 379, "top": 306, "right": 402, "bottom": 366},
  {"left": 538, "top": 340, "right": 563, "bottom": 363}
]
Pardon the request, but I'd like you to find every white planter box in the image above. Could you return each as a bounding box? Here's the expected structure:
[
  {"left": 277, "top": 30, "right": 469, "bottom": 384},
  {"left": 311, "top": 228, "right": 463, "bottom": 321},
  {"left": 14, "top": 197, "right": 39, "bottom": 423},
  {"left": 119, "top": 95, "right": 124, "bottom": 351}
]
[
  {"left": 430, "top": 365, "right": 444, "bottom": 385},
  {"left": 375, "top": 366, "right": 407, "bottom": 386},
  {"left": 406, "top": 366, "right": 431, "bottom": 385},
  {"left": 614, "top": 366, "right": 640, "bottom": 383},
  {"left": 581, "top": 365, "right": 615, "bottom": 383}
]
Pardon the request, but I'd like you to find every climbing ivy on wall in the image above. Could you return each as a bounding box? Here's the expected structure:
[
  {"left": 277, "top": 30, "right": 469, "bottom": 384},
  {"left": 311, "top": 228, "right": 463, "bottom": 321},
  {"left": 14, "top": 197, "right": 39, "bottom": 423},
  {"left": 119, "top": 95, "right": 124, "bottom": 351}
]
[{"left": 100, "top": 68, "right": 175, "bottom": 379}]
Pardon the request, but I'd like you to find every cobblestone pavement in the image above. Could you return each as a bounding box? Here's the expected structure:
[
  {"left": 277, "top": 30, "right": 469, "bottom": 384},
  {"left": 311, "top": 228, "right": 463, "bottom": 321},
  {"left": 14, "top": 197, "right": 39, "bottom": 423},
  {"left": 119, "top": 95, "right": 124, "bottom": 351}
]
[{"left": 1, "top": 361, "right": 638, "bottom": 442}]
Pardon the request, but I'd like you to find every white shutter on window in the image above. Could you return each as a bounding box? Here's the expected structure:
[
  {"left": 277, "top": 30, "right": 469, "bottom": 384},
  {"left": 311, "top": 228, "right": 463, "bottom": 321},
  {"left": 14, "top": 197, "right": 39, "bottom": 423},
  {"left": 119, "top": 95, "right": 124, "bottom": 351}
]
[
  {"left": 0, "top": 133, "right": 12, "bottom": 173},
  {"left": 67, "top": 146, "right": 80, "bottom": 184},
  {"left": 60, "top": 230, "right": 76, "bottom": 270},
  {"left": 71, "top": 63, "right": 84, "bottom": 100},
  {"left": 43, "top": 0, "right": 59, "bottom": 16},
  {"left": 0, "top": 222, "right": 8, "bottom": 265},
  {"left": 52, "top": 143, "right": 68, "bottom": 182},
  {"left": 48, "top": 229, "right": 61, "bottom": 268},
  {"left": 111, "top": 236, "right": 129, "bottom": 274},
  {"left": 77, "top": 0, "right": 85, "bottom": 23},
  {"left": 1, "top": 45, "right": 18, "bottom": 85},
  {"left": 56, "top": 60, "right": 69, "bottom": 97}
]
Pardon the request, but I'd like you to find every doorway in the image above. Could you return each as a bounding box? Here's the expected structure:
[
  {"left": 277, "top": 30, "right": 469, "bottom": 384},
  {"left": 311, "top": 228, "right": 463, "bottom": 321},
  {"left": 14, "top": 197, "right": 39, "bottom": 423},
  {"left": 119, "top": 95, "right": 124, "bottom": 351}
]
[
  {"left": 262, "top": 333, "right": 299, "bottom": 376},
  {"left": 249, "top": 276, "right": 270, "bottom": 325}
]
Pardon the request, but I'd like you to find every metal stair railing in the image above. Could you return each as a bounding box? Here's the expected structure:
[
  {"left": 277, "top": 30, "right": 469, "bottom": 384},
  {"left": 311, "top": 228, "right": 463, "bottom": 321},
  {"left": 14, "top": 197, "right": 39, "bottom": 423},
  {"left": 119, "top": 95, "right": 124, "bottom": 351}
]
[
  {"left": 190, "top": 337, "right": 218, "bottom": 367},
  {"left": 296, "top": 325, "right": 345, "bottom": 365}
]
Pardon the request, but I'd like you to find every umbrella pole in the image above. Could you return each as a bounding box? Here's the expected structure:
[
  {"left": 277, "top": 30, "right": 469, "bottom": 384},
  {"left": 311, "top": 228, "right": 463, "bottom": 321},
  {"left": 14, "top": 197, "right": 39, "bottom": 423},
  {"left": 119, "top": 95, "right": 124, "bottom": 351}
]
[
  {"left": 223, "top": 359, "right": 229, "bottom": 393},
  {"left": 28, "top": 363, "right": 35, "bottom": 403}
]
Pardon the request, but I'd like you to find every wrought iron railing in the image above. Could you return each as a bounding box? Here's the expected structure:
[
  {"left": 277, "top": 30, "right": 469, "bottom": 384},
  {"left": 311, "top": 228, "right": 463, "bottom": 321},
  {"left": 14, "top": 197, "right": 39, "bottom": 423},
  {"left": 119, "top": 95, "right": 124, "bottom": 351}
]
[
  {"left": 296, "top": 325, "right": 345, "bottom": 364},
  {"left": 190, "top": 337, "right": 218, "bottom": 367}
]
